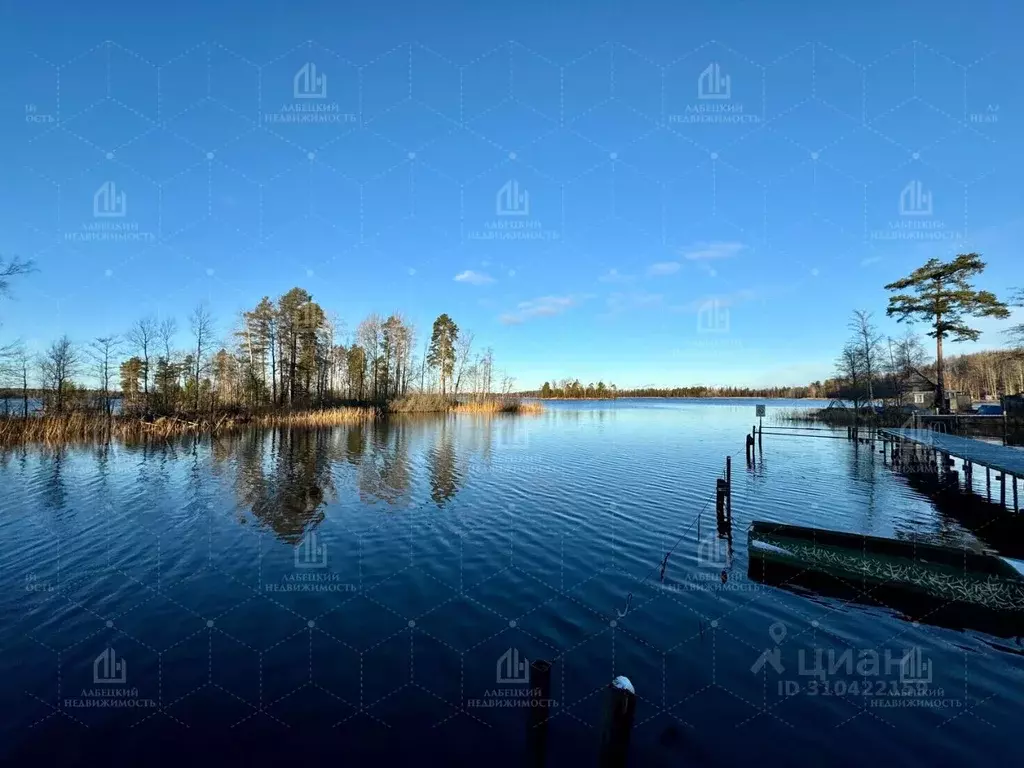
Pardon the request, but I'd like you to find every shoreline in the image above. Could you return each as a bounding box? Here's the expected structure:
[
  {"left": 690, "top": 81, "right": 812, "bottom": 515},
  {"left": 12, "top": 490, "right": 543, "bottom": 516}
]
[
  {"left": 0, "top": 399, "right": 545, "bottom": 447},
  {"left": 526, "top": 395, "right": 827, "bottom": 401}
]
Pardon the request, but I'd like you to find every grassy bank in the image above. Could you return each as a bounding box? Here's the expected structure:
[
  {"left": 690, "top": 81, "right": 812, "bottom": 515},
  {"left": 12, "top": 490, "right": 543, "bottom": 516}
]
[{"left": 0, "top": 397, "right": 544, "bottom": 446}]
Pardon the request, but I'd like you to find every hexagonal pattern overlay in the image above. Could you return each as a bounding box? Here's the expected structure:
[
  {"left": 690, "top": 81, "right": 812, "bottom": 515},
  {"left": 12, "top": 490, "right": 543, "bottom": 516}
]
[{"left": 3, "top": 34, "right": 1018, "bottom": 760}]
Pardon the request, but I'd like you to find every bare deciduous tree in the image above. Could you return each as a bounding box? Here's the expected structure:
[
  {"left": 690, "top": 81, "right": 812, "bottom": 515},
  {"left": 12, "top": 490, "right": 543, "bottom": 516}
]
[
  {"left": 848, "top": 310, "right": 882, "bottom": 404},
  {"left": 0, "top": 255, "right": 34, "bottom": 298},
  {"left": 190, "top": 305, "right": 214, "bottom": 411},
  {"left": 38, "top": 335, "right": 79, "bottom": 414},
  {"left": 126, "top": 316, "right": 158, "bottom": 399},
  {"left": 453, "top": 330, "right": 475, "bottom": 398},
  {"left": 90, "top": 335, "right": 121, "bottom": 417}
]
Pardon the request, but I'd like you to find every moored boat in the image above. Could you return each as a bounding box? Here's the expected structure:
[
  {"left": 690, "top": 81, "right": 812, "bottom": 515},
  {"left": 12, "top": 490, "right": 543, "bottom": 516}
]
[{"left": 748, "top": 520, "right": 1024, "bottom": 613}]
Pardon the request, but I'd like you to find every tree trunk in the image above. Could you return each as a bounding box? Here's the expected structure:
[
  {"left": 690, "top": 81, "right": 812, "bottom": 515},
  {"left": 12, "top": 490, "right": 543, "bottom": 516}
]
[{"left": 935, "top": 329, "right": 946, "bottom": 413}]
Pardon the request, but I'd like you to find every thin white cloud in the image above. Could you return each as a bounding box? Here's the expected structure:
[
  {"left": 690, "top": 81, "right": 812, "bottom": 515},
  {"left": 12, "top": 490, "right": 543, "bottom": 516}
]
[
  {"left": 860, "top": 256, "right": 882, "bottom": 267},
  {"left": 680, "top": 241, "right": 746, "bottom": 261},
  {"left": 606, "top": 292, "right": 665, "bottom": 313},
  {"left": 500, "top": 295, "right": 578, "bottom": 325},
  {"left": 675, "top": 288, "right": 758, "bottom": 313},
  {"left": 599, "top": 268, "right": 636, "bottom": 284},
  {"left": 454, "top": 270, "right": 495, "bottom": 285},
  {"left": 647, "top": 262, "right": 681, "bottom": 276}
]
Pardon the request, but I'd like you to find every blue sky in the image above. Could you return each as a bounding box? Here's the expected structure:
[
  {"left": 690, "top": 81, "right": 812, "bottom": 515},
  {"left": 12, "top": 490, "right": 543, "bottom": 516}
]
[{"left": 0, "top": 0, "right": 1021, "bottom": 389}]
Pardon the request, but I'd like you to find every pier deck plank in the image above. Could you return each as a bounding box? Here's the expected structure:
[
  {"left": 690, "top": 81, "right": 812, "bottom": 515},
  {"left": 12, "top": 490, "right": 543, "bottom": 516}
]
[{"left": 880, "top": 429, "right": 1024, "bottom": 478}]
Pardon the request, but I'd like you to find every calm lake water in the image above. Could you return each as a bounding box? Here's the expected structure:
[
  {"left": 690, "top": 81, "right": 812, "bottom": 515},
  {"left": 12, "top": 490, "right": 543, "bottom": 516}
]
[{"left": 1, "top": 398, "right": 1022, "bottom": 766}]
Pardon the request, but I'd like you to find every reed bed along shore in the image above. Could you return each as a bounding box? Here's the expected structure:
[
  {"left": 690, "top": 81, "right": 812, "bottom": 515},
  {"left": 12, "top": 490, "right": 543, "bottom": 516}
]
[
  {"left": 0, "top": 399, "right": 544, "bottom": 446},
  {"left": 453, "top": 400, "right": 545, "bottom": 414},
  {"left": 0, "top": 408, "right": 377, "bottom": 446}
]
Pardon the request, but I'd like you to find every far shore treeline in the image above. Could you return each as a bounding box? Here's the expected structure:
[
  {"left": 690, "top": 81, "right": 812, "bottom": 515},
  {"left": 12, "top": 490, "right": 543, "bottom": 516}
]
[{"left": 531, "top": 254, "right": 1023, "bottom": 409}]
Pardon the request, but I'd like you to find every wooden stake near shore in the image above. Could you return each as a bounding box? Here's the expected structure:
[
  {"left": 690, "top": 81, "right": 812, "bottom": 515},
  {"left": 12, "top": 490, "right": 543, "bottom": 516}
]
[{"left": 599, "top": 676, "right": 637, "bottom": 768}]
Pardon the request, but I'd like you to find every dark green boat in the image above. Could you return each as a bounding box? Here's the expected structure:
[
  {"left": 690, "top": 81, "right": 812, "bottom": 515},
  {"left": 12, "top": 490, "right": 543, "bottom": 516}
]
[{"left": 748, "top": 521, "right": 1024, "bottom": 613}]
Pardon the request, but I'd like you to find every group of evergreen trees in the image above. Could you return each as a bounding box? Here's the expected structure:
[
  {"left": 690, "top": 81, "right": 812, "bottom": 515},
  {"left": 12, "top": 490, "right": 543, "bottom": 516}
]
[{"left": 0, "top": 281, "right": 505, "bottom": 416}]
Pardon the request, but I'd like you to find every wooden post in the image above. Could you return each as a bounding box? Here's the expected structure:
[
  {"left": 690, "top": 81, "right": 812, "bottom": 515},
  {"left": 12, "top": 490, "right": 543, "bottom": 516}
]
[
  {"left": 599, "top": 676, "right": 637, "bottom": 768},
  {"left": 1001, "top": 473, "right": 1007, "bottom": 508},
  {"left": 1014, "top": 476, "right": 1019, "bottom": 513},
  {"left": 987, "top": 466, "right": 991, "bottom": 501},
  {"left": 745, "top": 434, "right": 753, "bottom": 463},
  {"left": 527, "top": 659, "right": 553, "bottom": 765},
  {"left": 725, "top": 456, "right": 732, "bottom": 519},
  {"left": 758, "top": 420, "right": 763, "bottom": 450},
  {"left": 716, "top": 478, "right": 727, "bottom": 519}
]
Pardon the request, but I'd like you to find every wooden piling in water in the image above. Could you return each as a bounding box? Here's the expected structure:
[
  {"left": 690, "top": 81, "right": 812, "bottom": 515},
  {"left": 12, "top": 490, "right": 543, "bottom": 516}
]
[
  {"left": 725, "top": 456, "right": 732, "bottom": 518},
  {"left": 527, "top": 659, "right": 552, "bottom": 758},
  {"left": 1001, "top": 473, "right": 1007, "bottom": 507},
  {"left": 987, "top": 466, "right": 991, "bottom": 501},
  {"left": 599, "top": 676, "right": 637, "bottom": 768}
]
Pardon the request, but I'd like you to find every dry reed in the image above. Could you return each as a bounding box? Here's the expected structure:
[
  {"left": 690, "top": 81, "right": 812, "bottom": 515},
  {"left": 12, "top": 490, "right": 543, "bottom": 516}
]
[
  {"left": 0, "top": 400, "right": 541, "bottom": 447},
  {"left": 453, "top": 399, "right": 545, "bottom": 415},
  {"left": 0, "top": 407, "right": 377, "bottom": 447}
]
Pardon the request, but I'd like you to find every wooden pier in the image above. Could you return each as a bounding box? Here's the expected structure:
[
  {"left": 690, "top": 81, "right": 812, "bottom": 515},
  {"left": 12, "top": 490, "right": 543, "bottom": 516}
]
[{"left": 879, "top": 428, "right": 1024, "bottom": 512}]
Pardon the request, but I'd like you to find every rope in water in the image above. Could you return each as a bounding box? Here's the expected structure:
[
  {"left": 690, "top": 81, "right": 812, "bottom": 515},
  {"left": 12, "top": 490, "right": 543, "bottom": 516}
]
[{"left": 617, "top": 450, "right": 743, "bottom": 618}]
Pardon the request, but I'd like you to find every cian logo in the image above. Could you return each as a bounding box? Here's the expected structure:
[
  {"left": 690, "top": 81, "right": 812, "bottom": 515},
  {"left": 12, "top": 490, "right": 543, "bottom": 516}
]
[
  {"left": 93, "top": 647, "right": 127, "bottom": 684},
  {"left": 496, "top": 647, "right": 529, "bottom": 684},
  {"left": 899, "top": 181, "right": 933, "bottom": 217},
  {"left": 295, "top": 530, "right": 328, "bottom": 569},
  {"left": 93, "top": 182, "right": 127, "bottom": 218},
  {"left": 750, "top": 622, "right": 787, "bottom": 675},
  {"left": 698, "top": 63, "right": 731, "bottom": 100},
  {"left": 294, "top": 63, "right": 327, "bottom": 99}
]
